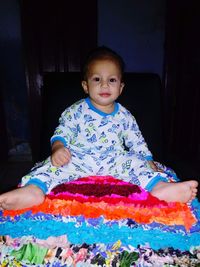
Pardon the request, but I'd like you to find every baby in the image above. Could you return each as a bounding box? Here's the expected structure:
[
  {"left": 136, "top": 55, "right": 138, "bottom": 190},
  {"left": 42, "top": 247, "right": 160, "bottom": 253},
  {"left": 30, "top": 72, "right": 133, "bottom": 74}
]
[{"left": 0, "top": 46, "right": 198, "bottom": 210}]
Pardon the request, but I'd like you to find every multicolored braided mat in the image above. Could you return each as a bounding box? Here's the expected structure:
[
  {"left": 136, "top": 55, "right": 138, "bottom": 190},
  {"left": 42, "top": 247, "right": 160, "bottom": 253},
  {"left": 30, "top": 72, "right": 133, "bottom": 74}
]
[{"left": 0, "top": 176, "right": 200, "bottom": 266}]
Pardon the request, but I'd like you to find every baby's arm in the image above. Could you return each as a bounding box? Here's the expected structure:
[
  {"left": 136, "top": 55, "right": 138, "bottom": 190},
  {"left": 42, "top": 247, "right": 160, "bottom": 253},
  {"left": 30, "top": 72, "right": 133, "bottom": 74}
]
[
  {"left": 124, "top": 112, "right": 152, "bottom": 160},
  {"left": 50, "top": 105, "right": 78, "bottom": 167},
  {"left": 51, "top": 140, "right": 71, "bottom": 167}
]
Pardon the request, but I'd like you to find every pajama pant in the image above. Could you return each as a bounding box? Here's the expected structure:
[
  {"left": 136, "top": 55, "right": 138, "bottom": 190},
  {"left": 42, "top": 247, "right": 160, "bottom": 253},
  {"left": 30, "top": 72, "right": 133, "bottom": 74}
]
[{"left": 21, "top": 151, "right": 179, "bottom": 194}]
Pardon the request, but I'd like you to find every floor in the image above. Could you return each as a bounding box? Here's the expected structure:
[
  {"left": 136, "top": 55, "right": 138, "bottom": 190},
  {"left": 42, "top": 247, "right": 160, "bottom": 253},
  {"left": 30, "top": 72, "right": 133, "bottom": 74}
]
[
  {"left": 0, "top": 157, "right": 200, "bottom": 200},
  {"left": 0, "top": 159, "right": 33, "bottom": 193}
]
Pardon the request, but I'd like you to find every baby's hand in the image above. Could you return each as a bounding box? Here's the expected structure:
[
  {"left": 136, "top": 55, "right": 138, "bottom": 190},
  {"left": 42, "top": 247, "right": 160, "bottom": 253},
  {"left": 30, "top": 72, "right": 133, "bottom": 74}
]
[{"left": 51, "top": 147, "right": 71, "bottom": 167}]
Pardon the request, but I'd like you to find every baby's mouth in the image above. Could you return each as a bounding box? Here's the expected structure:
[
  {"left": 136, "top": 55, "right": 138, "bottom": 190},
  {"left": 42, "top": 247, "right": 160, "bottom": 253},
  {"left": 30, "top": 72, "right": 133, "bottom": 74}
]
[{"left": 99, "top": 93, "right": 111, "bottom": 97}]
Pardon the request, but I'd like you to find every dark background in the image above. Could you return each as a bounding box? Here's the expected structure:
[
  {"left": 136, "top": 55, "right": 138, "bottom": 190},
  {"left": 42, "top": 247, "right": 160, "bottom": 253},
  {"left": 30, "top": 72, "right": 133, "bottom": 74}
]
[{"left": 0, "top": 0, "right": 199, "bottom": 194}]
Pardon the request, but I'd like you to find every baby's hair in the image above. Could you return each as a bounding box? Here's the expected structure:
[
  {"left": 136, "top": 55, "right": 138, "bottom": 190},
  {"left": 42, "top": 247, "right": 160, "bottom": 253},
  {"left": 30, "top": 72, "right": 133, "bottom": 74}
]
[{"left": 82, "top": 46, "right": 125, "bottom": 81}]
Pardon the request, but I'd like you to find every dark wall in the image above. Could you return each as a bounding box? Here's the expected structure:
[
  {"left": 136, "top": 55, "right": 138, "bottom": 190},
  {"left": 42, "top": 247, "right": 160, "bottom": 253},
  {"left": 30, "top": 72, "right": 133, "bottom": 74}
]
[
  {"left": 98, "top": 0, "right": 166, "bottom": 78},
  {"left": 0, "top": 0, "right": 166, "bottom": 157},
  {"left": 0, "top": 0, "right": 29, "bottom": 152}
]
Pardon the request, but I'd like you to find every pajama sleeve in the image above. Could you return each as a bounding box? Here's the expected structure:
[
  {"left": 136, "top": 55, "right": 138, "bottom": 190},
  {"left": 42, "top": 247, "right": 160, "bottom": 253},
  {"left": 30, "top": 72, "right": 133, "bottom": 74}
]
[
  {"left": 122, "top": 111, "right": 153, "bottom": 160},
  {"left": 50, "top": 105, "right": 78, "bottom": 148}
]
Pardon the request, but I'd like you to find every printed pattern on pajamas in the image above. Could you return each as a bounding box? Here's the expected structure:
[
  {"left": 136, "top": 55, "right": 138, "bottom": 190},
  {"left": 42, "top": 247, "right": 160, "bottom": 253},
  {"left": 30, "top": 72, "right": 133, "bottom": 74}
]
[{"left": 21, "top": 97, "right": 178, "bottom": 193}]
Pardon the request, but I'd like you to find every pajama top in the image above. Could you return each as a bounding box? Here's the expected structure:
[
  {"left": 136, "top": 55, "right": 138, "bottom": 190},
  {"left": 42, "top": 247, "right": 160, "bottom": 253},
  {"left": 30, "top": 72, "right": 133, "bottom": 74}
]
[
  {"left": 21, "top": 98, "right": 177, "bottom": 193},
  {"left": 51, "top": 97, "right": 153, "bottom": 161}
]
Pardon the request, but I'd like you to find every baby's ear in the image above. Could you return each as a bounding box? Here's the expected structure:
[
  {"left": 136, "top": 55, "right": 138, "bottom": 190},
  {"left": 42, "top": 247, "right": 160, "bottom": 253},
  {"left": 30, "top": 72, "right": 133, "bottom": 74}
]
[
  {"left": 82, "top": 81, "right": 89, "bottom": 94},
  {"left": 120, "top": 82, "right": 125, "bottom": 94}
]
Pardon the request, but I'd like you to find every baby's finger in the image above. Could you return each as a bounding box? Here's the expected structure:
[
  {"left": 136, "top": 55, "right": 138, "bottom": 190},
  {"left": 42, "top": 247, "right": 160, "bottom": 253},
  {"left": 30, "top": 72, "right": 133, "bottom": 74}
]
[
  {"left": 58, "top": 153, "right": 71, "bottom": 165},
  {"left": 64, "top": 148, "right": 71, "bottom": 156},
  {"left": 51, "top": 155, "right": 62, "bottom": 167},
  {"left": 52, "top": 159, "right": 60, "bottom": 167},
  {"left": 64, "top": 151, "right": 71, "bottom": 161}
]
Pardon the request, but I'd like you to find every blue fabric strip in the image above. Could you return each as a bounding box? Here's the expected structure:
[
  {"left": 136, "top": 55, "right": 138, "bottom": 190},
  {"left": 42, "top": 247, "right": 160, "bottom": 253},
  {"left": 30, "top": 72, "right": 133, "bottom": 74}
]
[
  {"left": 26, "top": 178, "right": 48, "bottom": 194},
  {"left": 1, "top": 217, "right": 199, "bottom": 250},
  {"left": 85, "top": 97, "right": 119, "bottom": 116},
  {"left": 145, "top": 155, "right": 153, "bottom": 160},
  {"left": 50, "top": 136, "right": 67, "bottom": 147},
  {"left": 145, "top": 175, "right": 168, "bottom": 192}
]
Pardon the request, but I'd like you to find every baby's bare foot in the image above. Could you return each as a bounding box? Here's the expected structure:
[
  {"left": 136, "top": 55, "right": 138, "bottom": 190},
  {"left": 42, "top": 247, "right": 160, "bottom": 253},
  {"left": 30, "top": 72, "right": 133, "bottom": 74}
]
[
  {"left": 0, "top": 185, "right": 45, "bottom": 210},
  {"left": 151, "top": 180, "right": 198, "bottom": 203}
]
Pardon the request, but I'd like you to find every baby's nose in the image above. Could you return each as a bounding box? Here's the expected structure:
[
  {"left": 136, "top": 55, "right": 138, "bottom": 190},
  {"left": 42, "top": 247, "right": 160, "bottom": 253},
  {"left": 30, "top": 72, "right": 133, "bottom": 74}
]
[{"left": 101, "top": 80, "right": 109, "bottom": 87}]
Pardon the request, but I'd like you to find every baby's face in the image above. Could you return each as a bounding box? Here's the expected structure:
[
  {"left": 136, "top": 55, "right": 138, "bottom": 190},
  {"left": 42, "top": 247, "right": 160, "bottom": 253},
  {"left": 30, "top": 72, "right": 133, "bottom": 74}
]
[{"left": 82, "top": 59, "right": 124, "bottom": 113}]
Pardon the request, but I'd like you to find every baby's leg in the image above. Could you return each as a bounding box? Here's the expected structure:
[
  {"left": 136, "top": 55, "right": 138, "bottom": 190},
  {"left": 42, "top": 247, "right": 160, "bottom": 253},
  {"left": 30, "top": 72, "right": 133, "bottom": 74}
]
[
  {"left": 0, "top": 184, "right": 45, "bottom": 210},
  {"left": 151, "top": 180, "right": 198, "bottom": 203},
  {"left": 0, "top": 154, "right": 93, "bottom": 211},
  {"left": 109, "top": 153, "right": 198, "bottom": 203}
]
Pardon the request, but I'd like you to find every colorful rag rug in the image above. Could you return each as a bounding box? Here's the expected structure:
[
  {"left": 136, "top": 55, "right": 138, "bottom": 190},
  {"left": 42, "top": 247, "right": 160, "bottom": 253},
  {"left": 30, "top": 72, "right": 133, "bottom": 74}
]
[{"left": 0, "top": 175, "right": 200, "bottom": 266}]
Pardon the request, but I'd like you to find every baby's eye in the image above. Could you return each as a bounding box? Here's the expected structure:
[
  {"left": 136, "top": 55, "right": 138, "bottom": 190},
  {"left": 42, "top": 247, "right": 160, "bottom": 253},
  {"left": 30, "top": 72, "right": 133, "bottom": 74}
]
[
  {"left": 110, "top": 78, "right": 117, "bottom": 83},
  {"left": 92, "top": 77, "right": 100, "bottom": 82}
]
